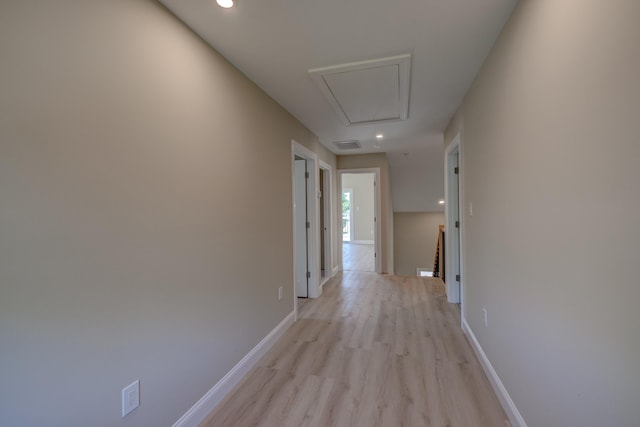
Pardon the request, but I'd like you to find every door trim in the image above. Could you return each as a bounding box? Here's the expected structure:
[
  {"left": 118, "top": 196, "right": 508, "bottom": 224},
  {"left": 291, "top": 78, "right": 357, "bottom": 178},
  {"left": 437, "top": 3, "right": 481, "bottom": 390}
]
[
  {"left": 291, "top": 141, "right": 320, "bottom": 319},
  {"left": 319, "top": 159, "right": 334, "bottom": 289},
  {"left": 337, "top": 168, "right": 382, "bottom": 274},
  {"left": 293, "top": 158, "right": 309, "bottom": 298}
]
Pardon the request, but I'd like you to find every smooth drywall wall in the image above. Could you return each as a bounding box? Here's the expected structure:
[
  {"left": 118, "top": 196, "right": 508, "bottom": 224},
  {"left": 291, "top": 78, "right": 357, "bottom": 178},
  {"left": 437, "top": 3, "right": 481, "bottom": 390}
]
[
  {"left": 387, "top": 140, "right": 445, "bottom": 212},
  {"left": 0, "top": 1, "right": 335, "bottom": 426},
  {"left": 445, "top": 1, "right": 640, "bottom": 426},
  {"left": 342, "top": 173, "right": 375, "bottom": 242},
  {"left": 337, "top": 154, "right": 394, "bottom": 273},
  {"left": 394, "top": 212, "right": 444, "bottom": 276}
]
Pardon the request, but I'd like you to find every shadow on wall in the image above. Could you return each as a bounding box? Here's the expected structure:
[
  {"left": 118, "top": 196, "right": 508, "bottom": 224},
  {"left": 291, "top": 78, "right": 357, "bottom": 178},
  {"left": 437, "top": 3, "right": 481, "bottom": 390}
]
[{"left": 394, "top": 212, "right": 445, "bottom": 276}]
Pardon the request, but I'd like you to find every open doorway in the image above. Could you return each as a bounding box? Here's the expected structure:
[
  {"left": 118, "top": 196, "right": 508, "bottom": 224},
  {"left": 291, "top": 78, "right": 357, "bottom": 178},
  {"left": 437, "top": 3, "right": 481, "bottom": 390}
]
[
  {"left": 338, "top": 170, "right": 380, "bottom": 273},
  {"left": 294, "top": 156, "right": 309, "bottom": 298},
  {"left": 318, "top": 160, "right": 334, "bottom": 286},
  {"left": 292, "top": 141, "right": 320, "bottom": 319}
]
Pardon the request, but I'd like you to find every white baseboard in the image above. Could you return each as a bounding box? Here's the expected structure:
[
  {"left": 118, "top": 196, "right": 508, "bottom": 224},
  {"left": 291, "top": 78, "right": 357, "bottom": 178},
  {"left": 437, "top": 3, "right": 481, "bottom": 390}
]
[
  {"left": 320, "top": 266, "right": 339, "bottom": 291},
  {"left": 172, "top": 311, "right": 296, "bottom": 427},
  {"left": 462, "top": 317, "right": 527, "bottom": 427},
  {"left": 349, "top": 240, "right": 374, "bottom": 245}
]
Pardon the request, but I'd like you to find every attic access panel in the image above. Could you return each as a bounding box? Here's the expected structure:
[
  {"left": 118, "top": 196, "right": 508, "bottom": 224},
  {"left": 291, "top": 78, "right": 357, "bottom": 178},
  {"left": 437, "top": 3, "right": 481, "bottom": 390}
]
[{"left": 309, "top": 54, "right": 411, "bottom": 126}]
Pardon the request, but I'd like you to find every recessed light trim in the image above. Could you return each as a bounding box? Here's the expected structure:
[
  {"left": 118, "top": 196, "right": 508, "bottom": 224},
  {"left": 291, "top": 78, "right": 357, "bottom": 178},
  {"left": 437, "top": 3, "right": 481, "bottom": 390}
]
[{"left": 216, "top": 0, "right": 235, "bottom": 8}]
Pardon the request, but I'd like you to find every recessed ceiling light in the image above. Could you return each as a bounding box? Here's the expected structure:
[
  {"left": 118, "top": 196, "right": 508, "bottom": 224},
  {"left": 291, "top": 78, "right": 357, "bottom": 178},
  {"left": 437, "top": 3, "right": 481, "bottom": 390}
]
[
  {"left": 376, "top": 134, "right": 384, "bottom": 140},
  {"left": 216, "top": 0, "right": 235, "bottom": 8},
  {"left": 438, "top": 200, "right": 445, "bottom": 205}
]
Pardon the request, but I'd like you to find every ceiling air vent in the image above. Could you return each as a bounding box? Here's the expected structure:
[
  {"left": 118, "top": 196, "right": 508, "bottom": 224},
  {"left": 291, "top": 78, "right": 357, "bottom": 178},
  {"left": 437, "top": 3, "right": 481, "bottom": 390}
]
[
  {"left": 309, "top": 54, "right": 411, "bottom": 126},
  {"left": 333, "top": 140, "right": 361, "bottom": 150}
]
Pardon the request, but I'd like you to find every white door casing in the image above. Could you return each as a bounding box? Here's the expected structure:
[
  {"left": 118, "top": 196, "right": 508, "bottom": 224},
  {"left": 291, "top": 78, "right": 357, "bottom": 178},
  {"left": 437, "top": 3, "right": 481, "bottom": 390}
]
[
  {"left": 337, "top": 168, "right": 382, "bottom": 274},
  {"left": 291, "top": 140, "right": 320, "bottom": 320},
  {"left": 294, "top": 158, "right": 308, "bottom": 298},
  {"left": 319, "top": 160, "right": 335, "bottom": 286}
]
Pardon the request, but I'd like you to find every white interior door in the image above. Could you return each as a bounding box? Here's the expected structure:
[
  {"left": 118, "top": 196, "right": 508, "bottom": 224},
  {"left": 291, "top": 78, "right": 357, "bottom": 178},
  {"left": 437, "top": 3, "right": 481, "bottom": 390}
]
[
  {"left": 294, "top": 158, "right": 308, "bottom": 297},
  {"left": 445, "top": 142, "right": 462, "bottom": 304},
  {"left": 452, "top": 151, "right": 461, "bottom": 298}
]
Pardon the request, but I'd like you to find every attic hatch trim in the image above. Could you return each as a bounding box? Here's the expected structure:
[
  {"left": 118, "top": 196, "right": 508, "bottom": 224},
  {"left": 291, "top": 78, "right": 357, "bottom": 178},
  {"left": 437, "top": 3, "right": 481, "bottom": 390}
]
[{"left": 309, "top": 54, "right": 411, "bottom": 126}]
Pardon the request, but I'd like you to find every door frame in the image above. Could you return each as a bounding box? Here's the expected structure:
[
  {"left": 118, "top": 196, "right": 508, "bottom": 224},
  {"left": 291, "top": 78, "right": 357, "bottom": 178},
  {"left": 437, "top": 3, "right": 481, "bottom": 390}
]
[
  {"left": 445, "top": 133, "right": 464, "bottom": 309},
  {"left": 318, "top": 160, "right": 335, "bottom": 287},
  {"left": 337, "top": 168, "right": 382, "bottom": 274},
  {"left": 293, "top": 157, "right": 309, "bottom": 299},
  {"left": 291, "top": 141, "right": 320, "bottom": 319}
]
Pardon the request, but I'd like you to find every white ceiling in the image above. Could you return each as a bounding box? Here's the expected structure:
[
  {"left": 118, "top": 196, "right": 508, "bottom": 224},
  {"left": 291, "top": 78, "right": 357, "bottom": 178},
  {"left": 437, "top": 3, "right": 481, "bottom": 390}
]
[{"left": 159, "top": 0, "right": 518, "bottom": 211}]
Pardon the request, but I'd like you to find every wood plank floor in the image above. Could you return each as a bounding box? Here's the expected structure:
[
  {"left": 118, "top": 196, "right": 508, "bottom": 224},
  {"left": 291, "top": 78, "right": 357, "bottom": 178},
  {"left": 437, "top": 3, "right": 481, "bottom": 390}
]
[
  {"left": 342, "top": 242, "right": 375, "bottom": 272},
  {"left": 201, "top": 271, "right": 511, "bottom": 427}
]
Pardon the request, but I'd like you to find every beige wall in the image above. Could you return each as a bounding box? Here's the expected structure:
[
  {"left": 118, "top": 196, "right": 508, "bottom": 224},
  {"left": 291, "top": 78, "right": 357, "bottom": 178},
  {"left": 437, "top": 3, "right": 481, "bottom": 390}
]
[
  {"left": 0, "top": 1, "right": 335, "bottom": 426},
  {"left": 337, "top": 154, "right": 394, "bottom": 273},
  {"left": 342, "top": 173, "right": 375, "bottom": 242},
  {"left": 445, "top": 1, "right": 640, "bottom": 426},
  {"left": 394, "top": 212, "right": 444, "bottom": 276}
]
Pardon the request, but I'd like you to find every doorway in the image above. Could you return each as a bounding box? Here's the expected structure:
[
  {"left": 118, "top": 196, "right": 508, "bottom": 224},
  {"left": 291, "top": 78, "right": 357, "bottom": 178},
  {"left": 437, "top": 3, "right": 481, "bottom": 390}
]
[
  {"left": 338, "top": 170, "right": 381, "bottom": 273},
  {"left": 294, "top": 156, "right": 309, "bottom": 298},
  {"left": 445, "top": 134, "right": 462, "bottom": 305},
  {"left": 318, "top": 160, "right": 334, "bottom": 286},
  {"left": 291, "top": 141, "right": 321, "bottom": 319}
]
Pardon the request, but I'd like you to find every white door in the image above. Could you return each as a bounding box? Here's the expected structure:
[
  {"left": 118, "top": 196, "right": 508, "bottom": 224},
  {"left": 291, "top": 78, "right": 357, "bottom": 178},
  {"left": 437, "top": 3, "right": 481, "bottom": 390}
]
[
  {"left": 445, "top": 145, "right": 462, "bottom": 303},
  {"left": 294, "top": 158, "right": 308, "bottom": 297},
  {"left": 452, "top": 151, "right": 461, "bottom": 299}
]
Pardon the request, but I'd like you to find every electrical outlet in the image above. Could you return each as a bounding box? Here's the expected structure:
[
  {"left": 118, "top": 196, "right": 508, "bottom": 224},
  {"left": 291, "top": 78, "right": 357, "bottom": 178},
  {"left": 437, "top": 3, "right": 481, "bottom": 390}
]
[
  {"left": 122, "top": 380, "right": 139, "bottom": 417},
  {"left": 469, "top": 202, "right": 473, "bottom": 217},
  {"left": 278, "top": 286, "right": 283, "bottom": 301},
  {"left": 482, "top": 308, "right": 488, "bottom": 328}
]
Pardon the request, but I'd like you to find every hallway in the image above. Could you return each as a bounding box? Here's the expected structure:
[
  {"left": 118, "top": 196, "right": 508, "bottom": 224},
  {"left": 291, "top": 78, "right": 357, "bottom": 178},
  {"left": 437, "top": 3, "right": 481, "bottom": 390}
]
[{"left": 201, "top": 271, "right": 509, "bottom": 426}]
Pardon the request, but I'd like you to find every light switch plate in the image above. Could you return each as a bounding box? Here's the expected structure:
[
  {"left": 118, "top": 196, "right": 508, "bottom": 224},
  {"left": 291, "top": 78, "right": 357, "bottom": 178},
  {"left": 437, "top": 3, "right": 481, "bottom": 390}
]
[{"left": 122, "top": 380, "right": 140, "bottom": 417}]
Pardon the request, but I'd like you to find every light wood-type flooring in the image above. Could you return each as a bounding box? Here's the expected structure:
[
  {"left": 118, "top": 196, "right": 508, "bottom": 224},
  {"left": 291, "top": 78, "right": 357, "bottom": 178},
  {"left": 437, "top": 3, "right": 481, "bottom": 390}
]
[
  {"left": 342, "top": 242, "right": 375, "bottom": 272},
  {"left": 201, "top": 271, "right": 510, "bottom": 427}
]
